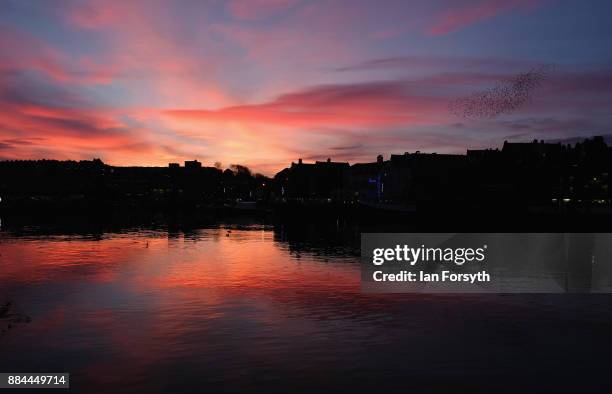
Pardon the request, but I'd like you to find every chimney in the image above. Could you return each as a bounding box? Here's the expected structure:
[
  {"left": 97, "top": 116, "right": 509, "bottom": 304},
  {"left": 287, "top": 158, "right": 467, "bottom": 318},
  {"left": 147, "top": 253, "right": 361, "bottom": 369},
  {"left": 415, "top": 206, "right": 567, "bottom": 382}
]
[
  {"left": 327, "top": 158, "right": 331, "bottom": 163},
  {"left": 377, "top": 154, "right": 383, "bottom": 164},
  {"left": 298, "top": 158, "right": 303, "bottom": 164}
]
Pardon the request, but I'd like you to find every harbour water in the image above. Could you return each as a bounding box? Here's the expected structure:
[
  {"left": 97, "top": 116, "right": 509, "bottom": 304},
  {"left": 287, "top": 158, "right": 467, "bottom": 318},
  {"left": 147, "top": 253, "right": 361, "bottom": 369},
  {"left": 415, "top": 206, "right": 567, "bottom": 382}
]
[{"left": 1, "top": 220, "right": 611, "bottom": 393}]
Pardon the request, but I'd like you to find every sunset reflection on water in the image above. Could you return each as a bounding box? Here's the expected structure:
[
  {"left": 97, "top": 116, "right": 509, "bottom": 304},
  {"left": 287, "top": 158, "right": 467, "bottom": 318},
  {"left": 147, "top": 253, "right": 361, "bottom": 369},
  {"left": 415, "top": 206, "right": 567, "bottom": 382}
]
[{"left": 1, "top": 224, "right": 611, "bottom": 393}]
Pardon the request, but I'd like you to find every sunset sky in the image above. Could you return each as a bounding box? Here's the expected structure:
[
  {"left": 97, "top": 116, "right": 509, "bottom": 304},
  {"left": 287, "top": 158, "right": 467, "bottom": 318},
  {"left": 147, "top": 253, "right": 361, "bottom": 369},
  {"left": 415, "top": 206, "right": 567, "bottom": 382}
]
[{"left": 1, "top": 0, "right": 611, "bottom": 174}]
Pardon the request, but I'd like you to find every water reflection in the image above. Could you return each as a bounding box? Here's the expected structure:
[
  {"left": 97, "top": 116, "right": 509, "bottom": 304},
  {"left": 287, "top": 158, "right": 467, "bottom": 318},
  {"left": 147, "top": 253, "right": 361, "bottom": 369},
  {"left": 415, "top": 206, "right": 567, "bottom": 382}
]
[{"left": 1, "top": 223, "right": 611, "bottom": 393}]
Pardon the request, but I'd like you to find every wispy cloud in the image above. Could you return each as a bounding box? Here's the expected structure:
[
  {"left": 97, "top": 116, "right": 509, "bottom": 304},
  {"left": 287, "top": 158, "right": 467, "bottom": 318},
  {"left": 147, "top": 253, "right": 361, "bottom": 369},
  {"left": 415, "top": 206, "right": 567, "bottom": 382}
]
[
  {"left": 426, "top": 0, "right": 543, "bottom": 36},
  {"left": 225, "top": 0, "right": 300, "bottom": 20},
  {"left": 335, "top": 55, "right": 534, "bottom": 73},
  {"left": 0, "top": 25, "right": 116, "bottom": 85}
]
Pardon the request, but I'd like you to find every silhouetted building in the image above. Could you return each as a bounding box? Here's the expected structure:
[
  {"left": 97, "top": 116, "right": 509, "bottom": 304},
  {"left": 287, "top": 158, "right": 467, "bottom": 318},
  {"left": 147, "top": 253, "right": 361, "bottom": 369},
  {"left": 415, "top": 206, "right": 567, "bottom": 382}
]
[
  {"left": 269, "top": 136, "right": 612, "bottom": 208},
  {"left": 1, "top": 136, "right": 611, "bottom": 214},
  {"left": 184, "top": 160, "right": 202, "bottom": 169},
  {"left": 280, "top": 158, "right": 349, "bottom": 200},
  {"left": 387, "top": 152, "right": 466, "bottom": 204},
  {"left": 349, "top": 156, "right": 388, "bottom": 202}
]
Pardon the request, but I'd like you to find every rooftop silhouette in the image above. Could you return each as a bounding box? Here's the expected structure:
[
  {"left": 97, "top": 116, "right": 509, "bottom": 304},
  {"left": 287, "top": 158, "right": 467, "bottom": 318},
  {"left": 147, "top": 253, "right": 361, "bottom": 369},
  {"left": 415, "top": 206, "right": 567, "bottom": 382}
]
[{"left": 1, "top": 136, "right": 611, "bottom": 229}]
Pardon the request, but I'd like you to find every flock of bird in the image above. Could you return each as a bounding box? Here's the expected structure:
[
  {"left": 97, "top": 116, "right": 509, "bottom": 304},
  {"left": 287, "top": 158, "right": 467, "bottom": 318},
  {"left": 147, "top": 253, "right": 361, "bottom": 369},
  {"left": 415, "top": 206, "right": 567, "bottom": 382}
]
[{"left": 449, "top": 65, "right": 553, "bottom": 119}]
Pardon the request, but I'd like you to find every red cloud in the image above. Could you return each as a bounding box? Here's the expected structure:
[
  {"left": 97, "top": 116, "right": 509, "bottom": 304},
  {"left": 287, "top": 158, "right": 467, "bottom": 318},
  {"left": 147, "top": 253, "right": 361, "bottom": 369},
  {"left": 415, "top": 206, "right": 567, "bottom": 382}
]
[
  {"left": 0, "top": 104, "right": 150, "bottom": 159},
  {"left": 164, "top": 81, "right": 447, "bottom": 128}
]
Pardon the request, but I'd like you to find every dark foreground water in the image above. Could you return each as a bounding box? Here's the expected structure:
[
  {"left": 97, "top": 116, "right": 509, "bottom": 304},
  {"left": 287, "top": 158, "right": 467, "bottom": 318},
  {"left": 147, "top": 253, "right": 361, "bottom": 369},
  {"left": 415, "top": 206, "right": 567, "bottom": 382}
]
[{"left": 1, "top": 221, "right": 612, "bottom": 393}]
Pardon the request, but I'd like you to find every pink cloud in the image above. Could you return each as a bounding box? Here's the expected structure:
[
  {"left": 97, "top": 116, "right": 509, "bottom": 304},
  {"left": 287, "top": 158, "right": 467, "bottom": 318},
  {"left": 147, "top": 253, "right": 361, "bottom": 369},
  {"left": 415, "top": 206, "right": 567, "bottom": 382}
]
[
  {"left": 158, "top": 81, "right": 453, "bottom": 172},
  {"left": 67, "top": 0, "right": 160, "bottom": 31},
  {"left": 0, "top": 25, "right": 118, "bottom": 85},
  {"left": 164, "top": 81, "right": 447, "bottom": 129},
  {"left": 226, "top": 0, "right": 300, "bottom": 20},
  {"left": 426, "top": 0, "right": 543, "bottom": 36},
  {"left": 63, "top": 1, "right": 239, "bottom": 108},
  {"left": 0, "top": 104, "right": 148, "bottom": 157}
]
